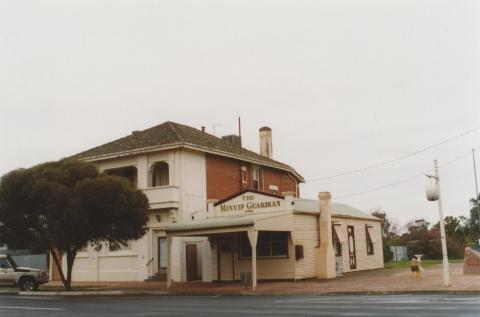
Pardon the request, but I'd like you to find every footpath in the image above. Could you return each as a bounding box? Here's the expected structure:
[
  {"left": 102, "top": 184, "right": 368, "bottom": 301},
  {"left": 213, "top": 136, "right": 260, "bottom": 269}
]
[{"left": 6, "top": 263, "right": 480, "bottom": 296}]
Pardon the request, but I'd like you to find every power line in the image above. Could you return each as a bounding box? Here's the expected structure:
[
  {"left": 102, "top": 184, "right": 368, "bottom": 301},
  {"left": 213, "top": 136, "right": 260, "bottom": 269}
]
[
  {"left": 307, "top": 125, "right": 480, "bottom": 182},
  {"left": 333, "top": 147, "right": 478, "bottom": 199}
]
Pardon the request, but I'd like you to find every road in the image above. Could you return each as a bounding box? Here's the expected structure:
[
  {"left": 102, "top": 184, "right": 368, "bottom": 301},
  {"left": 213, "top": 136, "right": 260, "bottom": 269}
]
[{"left": 0, "top": 294, "right": 479, "bottom": 316}]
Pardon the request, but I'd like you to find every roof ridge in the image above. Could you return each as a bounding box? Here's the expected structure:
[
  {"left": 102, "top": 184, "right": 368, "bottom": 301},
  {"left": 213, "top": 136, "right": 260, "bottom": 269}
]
[{"left": 167, "top": 121, "right": 184, "bottom": 142}]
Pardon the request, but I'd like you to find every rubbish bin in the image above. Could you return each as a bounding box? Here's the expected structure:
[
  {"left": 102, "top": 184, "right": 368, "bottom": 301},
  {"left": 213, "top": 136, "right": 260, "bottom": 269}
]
[{"left": 240, "top": 271, "right": 252, "bottom": 289}]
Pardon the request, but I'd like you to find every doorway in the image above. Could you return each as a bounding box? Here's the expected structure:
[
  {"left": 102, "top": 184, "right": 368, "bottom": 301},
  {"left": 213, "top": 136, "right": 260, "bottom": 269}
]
[
  {"left": 186, "top": 244, "right": 199, "bottom": 281},
  {"left": 157, "top": 237, "right": 167, "bottom": 281},
  {"left": 347, "top": 226, "right": 357, "bottom": 270},
  {"left": 218, "top": 240, "right": 234, "bottom": 281}
]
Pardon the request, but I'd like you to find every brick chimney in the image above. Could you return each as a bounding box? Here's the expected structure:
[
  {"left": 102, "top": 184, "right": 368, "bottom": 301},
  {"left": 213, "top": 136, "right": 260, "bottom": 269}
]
[{"left": 259, "top": 127, "right": 273, "bottom": 159}]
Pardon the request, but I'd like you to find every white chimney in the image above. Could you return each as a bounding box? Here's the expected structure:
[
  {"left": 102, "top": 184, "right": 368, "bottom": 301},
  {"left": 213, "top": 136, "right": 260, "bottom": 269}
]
[{"left": 259, "top": 127, "right": 273, "bottom": 159}]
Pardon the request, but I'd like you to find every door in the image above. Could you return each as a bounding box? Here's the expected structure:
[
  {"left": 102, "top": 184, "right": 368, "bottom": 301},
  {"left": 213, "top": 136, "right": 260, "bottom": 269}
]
[
  {"left": 157, "top": 237, "right": 167, "bottom": 281},
  {"left": 186, "top": 244, "right": 199, "bottom": 281},
  {"left": 347, "top": 226, "right": 357, "bottom": 270},
  {"left": 218, "top": 240, "right": 234, "bottom": 281}
]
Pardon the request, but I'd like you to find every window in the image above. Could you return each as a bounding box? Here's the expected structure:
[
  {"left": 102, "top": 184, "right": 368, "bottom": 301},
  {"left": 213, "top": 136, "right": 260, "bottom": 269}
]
[
  {"left": 0, "top": 258, "right": 11, "bottom": 269},
  {"left": 241, "top": 166, "right": 247, "bottom": 184},
  {"left": 366, "top": 225, "right": 374, "bottom": 255},
  {"left": 269, "top": 185, "right": 278, "bottom": 195},
  {"left": 149, "top": 162, "right": 169, "bottom": 187},
  {"left": 239, "top": 231, "right": 288, "bottom": 258},
  {"left": 332, "top": 226, "right": 342, "bottom": 256},
  {"left": 252, "top": 167, "right": 260, "bottom": 190}
]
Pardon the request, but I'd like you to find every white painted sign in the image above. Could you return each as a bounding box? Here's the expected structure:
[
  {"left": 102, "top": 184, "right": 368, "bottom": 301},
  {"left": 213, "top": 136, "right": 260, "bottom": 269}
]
[{"left": 214, "top": 191, "right": 285, "bottom": 215}]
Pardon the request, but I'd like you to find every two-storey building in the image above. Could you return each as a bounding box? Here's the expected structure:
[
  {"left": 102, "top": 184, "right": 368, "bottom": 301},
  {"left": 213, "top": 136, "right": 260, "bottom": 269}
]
[{"left": 50, "top": 121, "right": 383, "bottom": 285}]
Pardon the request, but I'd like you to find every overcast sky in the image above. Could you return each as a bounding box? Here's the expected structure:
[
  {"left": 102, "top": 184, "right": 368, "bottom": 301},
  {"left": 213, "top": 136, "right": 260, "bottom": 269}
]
[{"left": 1, "top": 0, "right": 479, "bottom": 229}]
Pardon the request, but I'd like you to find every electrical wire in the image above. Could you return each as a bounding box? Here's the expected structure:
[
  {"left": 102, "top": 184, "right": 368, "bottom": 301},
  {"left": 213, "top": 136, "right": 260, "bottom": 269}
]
[
  {"left": 333, "top": 147, "right": 479, "bottom": 199},
  {"left": 307, "top": 125, "right": 480, "bottom": 182}
]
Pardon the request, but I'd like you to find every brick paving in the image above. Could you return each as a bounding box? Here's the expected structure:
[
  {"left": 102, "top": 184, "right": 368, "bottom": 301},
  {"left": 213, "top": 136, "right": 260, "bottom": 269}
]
[{"left": 42, "top": 263, "right": 480, "bottom": 295}]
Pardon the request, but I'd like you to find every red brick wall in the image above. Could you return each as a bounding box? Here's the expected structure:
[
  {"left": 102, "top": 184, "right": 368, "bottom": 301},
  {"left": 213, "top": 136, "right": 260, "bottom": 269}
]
[
  {"left": 206, "top": 154, "right": 243, "bottom": 200},
  {"left": 262, "top": 166, "right": 299, "bottom": 197},
  {"left": 206, "top": 153, "right": 299, "bottom": 200}
]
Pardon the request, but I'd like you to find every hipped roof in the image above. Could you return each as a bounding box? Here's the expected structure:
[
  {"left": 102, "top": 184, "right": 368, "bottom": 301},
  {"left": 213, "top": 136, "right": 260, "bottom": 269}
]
[{"left": 72, "top": 121, "right": 304, "bottom": 182}]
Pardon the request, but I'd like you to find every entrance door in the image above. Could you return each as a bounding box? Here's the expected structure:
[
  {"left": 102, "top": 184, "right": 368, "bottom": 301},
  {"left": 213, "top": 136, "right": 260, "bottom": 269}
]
[
  {"left": 186, "top": 244, "right": 199, "bottom": 281},
  {"left": 157, "top": 237, "right": 167, "bottom": 281},
  {"left": 347, "top": 226, "right": 357, "bottom": 270},
  {"left": 218, "top": 240, "right": 234, "bottom": 281}
]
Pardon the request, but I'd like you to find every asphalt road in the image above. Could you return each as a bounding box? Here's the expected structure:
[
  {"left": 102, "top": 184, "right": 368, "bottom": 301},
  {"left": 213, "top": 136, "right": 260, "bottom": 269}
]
[{"left": 0, "top": 294, "right": 479, "bottom": 316}]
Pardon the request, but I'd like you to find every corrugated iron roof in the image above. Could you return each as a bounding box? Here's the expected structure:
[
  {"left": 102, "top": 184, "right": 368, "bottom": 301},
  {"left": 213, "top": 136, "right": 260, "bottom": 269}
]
[{"left": 292, "top": 198, "right": 380, "bottom": 221}]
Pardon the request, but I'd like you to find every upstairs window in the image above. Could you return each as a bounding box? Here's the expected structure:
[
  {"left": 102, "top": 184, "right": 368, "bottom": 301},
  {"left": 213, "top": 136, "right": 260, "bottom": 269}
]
[
  {"left": 252, "top": 167, "right": 260, "bottom": 190},
  {"left": 269, "top": 185, "right": 278, "bottom": 195},
  {"left": 149, "top": 162, "right": 169, "bottom": 187},
  {"left": 241, "top": 166, "right": 247, "bottom": 184}
]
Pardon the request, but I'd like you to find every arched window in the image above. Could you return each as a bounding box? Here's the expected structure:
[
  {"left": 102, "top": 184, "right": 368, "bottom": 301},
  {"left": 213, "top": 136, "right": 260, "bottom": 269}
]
[{"left": 149, "top": 162, "right": 169, "bottom": 187}]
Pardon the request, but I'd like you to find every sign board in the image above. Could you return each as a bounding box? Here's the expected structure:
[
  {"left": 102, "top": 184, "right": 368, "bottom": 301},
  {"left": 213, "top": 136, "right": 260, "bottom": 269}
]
[{"left": 214, "top": 191, "right": 285, "bottom": 215}]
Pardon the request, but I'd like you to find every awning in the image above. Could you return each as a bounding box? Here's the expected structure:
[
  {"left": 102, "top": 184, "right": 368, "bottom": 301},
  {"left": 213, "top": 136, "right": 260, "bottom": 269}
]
[
  {"left": 333, "top": 224, "right": 348, "bottom": 244},
  {"left": 165, "top": 211, "right": 294, "bottom": 237},
  {"left": 366, "top": 225, "right": 378, "bottom": 243}
]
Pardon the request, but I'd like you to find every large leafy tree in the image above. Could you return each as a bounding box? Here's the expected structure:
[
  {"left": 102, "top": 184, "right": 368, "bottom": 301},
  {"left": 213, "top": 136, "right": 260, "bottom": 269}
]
[{"left": 0, "top": 159, "right": 149, "bottom": 290}]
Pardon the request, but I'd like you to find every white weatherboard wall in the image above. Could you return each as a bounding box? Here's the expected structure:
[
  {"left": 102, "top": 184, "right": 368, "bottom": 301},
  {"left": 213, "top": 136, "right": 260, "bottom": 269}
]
[
  {"left": 177, "top": 149, "right": 211, "bottom": 282},
  {"left": 293, "top": 214, "right": 319, "bottom": 280},
  {"left": 332, "top": 217, "right": 383, "bottom": 273}
]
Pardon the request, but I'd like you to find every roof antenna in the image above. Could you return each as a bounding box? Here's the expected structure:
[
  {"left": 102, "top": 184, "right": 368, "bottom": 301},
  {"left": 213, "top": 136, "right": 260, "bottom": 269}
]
[
  {"left": 212, "top": 124, "right": 221, "bottom": 136},
  {"left": 238, "top": 116, "right": 242, "bottom": 155}
]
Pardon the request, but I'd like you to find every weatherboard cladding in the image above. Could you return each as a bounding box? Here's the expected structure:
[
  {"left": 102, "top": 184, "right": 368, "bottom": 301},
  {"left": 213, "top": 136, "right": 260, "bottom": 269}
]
[{"left": 72, "top": 121, "right": 302, "bottom": 179}]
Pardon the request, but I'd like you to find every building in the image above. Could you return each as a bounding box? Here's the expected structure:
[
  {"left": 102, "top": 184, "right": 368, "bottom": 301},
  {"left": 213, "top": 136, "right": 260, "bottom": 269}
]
[{"left": 50, "top": 121, "right": 383, "bottom": 286}]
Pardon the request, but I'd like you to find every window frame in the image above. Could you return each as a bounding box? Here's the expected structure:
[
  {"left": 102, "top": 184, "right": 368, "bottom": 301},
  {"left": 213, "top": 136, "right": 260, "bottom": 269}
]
[
  {"left": 239, "top": 231, "right": 289, "bottom": 259},
  {"left": 252, "top": 167, "right": 260, "bottom": 190},
  {"left": 149, "top": 161, "right": 170, "bottom": 187}
]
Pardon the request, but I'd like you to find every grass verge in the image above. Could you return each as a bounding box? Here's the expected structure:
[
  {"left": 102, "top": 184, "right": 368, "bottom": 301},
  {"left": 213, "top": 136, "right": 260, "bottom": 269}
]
[{"left": 384, "top": 259, "right": 463, "bottom": 269}]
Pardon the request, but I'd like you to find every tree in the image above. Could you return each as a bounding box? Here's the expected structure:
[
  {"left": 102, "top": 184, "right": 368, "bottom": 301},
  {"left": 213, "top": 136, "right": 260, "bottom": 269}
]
[
  {"left": 0, "top": 159, "right": 149, "bottom": 290},
  {"left": 466, "top": 195, "right": 480, "bottom": 243},
  {"left": 371, "top": 208, "right": 399, "bottom": 262},
  {"left": 371, "top": 208, "right": 400, "bottom": 241}
]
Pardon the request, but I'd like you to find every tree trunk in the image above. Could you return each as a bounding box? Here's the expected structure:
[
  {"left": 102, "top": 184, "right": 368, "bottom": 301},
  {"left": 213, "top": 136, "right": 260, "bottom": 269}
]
[{"left": 65, "top": 250, "right": 77, "bottom": 291}]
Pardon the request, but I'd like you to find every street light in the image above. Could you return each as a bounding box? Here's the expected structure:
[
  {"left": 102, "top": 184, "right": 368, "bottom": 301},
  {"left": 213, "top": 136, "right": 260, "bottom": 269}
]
[{"left": 425, "top": 159, "right": 451, "bottom": 287}]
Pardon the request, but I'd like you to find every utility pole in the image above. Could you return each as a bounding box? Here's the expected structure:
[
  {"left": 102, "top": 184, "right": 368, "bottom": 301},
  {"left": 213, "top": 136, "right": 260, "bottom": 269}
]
[
  {"left": 426, "top": 159, "right": 451, "bottom": 287},
  {"left": 434, "top": 159, "right": 451, "bottom": 287},
  {"left": 473, "top": 149, "right": 480, "bottom": 238}
]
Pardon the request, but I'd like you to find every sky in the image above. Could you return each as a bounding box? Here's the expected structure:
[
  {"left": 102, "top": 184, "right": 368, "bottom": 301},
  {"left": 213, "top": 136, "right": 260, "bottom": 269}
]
[{"left": 1, "top": 0, "right": 479, "bottom": 229}]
